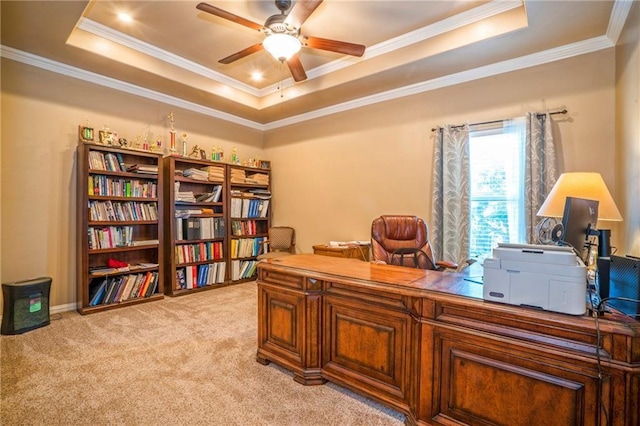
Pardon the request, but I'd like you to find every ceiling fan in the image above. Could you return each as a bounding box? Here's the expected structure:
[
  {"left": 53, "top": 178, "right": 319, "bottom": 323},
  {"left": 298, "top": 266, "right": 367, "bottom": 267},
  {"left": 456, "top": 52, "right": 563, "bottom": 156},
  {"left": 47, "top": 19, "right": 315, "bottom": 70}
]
[{"left": 196, "top": 0, "right": 366, "bottom": 82}]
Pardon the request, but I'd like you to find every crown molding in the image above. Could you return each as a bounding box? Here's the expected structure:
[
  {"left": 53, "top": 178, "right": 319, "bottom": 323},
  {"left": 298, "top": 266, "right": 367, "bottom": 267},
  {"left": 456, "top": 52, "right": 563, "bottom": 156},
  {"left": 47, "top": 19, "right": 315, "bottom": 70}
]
[
  {"left": 263, "top": 36, "right": 614, "bottom": 130},
  {"left": 606, "top": 0, "right": 634, "bottom": 44},
  {"left": 0, "top": 45, "right": 264, "bottom": 130},
  {"left": 77, "top": 18, "right": 263, "bottom": 97},
  {"left": 0, "top": 34, "right": 615, "bottom": 132}
]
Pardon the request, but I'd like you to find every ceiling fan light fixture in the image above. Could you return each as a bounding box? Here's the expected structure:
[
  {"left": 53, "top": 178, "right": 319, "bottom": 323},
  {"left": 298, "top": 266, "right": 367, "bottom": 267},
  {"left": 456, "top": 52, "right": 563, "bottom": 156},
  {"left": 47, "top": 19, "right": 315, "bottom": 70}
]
[{"left": 263, "top": 33, "right": 301, "bottom": 62}]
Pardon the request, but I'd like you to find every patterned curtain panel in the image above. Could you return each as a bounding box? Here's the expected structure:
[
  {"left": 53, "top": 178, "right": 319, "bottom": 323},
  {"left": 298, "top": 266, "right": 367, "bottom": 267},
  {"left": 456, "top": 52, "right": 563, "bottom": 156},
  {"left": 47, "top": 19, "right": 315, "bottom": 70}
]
[
  {"left": 525, "top": 112, "right": 559, "bottom": 243},
  {"left": 430, "top": 125, "right": 470, "bottom": 267}
]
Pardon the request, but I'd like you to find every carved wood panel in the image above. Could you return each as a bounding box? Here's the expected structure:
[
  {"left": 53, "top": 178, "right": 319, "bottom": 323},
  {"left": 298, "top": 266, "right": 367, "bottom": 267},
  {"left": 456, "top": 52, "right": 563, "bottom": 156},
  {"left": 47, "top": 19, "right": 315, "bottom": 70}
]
[
  {"left": 431, "top": 331, "right": 605, "bottom": 426},
  {"left": 258, "top": 285, "right": 304, "bottom": 367},
  {"left": 323, "top": 294, "right": 411, "bottom": 405}
]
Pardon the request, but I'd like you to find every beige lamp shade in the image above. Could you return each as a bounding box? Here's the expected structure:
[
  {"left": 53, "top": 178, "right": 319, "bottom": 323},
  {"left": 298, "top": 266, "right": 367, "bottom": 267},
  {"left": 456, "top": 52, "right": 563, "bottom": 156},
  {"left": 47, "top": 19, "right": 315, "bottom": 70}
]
[{"left": 537, "top": 172, "right": 623, "bottom": 221}]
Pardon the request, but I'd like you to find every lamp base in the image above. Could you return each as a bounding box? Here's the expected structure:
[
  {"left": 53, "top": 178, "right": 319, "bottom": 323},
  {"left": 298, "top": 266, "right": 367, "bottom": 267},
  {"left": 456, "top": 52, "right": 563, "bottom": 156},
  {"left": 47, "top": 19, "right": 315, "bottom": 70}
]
[{"left": 598, "top": 229, "right": 611, "bottom": 258}]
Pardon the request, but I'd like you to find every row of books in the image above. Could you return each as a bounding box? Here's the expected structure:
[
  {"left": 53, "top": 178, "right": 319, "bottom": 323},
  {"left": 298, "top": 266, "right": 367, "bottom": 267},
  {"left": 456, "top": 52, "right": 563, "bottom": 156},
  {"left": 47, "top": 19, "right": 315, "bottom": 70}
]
[
  {"left": 88, "top": 225, "right": 133, "bottom": 249},
  {"left": 231, "top": 259, "right": 258, "bottom": 281},
  {"left": 230, "top": 220, "right": 267, "bottom": 236},
  {"left": 89, "top": 150, "right": 126, "bottom": 172},
  {"left": 176, "top": 263, "right": 226, "bottom": 289},
  {"left": 88, "top": 175, "right": 157, "bottom": 198},
  {"left": 89, "top": 200, "right": 159, "bottom": 222},
  {"left": 176, "top": 217, "right": 225, "bottom": 240},
  {"left": 89, "top": 271, "right": 158, "bottom": 306},
  {"left": 174, "top": 241, "right": 224, "bottom": 264},
  {"left": 230, "top": 237, "right": 266, "bottom": 259},
  {"left": 230, "top": 198, "right": 269, "bottom": 218}
]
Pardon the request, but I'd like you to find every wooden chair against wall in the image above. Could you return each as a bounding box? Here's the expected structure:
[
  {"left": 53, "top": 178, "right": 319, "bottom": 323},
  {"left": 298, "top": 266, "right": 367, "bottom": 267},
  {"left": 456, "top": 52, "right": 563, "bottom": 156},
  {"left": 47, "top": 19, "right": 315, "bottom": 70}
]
[{"left": 257, "top": 226, "right": 296, "bottom": 260}]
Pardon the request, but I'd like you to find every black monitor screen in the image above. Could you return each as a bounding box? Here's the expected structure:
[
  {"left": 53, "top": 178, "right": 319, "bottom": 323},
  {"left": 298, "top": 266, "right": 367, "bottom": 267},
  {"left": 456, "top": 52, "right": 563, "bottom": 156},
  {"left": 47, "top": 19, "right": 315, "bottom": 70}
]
[{"left": 560, "top": 196, "right": 599, "bottom": 262}]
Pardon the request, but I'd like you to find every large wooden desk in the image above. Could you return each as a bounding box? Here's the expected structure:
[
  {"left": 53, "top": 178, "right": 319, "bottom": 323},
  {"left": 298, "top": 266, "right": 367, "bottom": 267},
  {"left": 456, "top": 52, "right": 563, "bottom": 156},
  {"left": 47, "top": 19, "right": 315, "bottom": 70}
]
[{"left": 256, "top": 254, "right": 640, "bottom": 426}]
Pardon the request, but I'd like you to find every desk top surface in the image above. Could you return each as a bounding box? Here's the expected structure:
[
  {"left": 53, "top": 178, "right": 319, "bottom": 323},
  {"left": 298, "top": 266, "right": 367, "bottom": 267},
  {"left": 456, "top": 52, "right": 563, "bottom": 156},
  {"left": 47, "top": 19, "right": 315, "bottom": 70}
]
[
  {"left": 259, "top": 254, "right": 640, "bottom": 329},
  {"left": 260, "top": 253, "right": 483, "bottom": 299}
]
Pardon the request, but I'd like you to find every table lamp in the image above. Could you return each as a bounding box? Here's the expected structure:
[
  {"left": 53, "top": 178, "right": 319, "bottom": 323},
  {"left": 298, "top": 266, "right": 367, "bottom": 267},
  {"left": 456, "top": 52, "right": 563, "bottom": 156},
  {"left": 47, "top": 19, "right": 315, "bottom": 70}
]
[{"left": 536, "top": 172, "right": 623, "bottom": 257}]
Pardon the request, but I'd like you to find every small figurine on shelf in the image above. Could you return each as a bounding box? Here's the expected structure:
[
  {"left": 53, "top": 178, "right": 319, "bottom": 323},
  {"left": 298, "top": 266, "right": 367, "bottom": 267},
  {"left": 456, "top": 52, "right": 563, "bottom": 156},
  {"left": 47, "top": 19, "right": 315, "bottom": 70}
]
[
  {"left": 119, "top": 137, "right": 129, "bottom": 148},
  {"left": 154, "top": 138, "right": 162, "bottom": 153},
  {"left": 150, "top": 139, "right": 159, "bottom": 153},
  {"left": 181, "top": 133, "right": 188, "bottom": 156},
  {"left": 142, "top": 134, "right": 150, "bottom": 151},
  {"left": 189, "top": 144, "right": 201, "bottom": 158},
  {"left": 168, "top": 112, "right": 177, "bottom": 154},
  {"left": 99, "top": 126, "right": 111, "bottom": 144},
  {"left": 210, "top": 147, "right": 217, "bottom": 161},
  {"left": 111, "top": 132, "right": 121, "bottom": 146},
  {"left": 133, "top": 135, "right": 142, "bottom": 150},
  {"left": 219, "top": 146, "right": 224, "bottom": 162},
  {"left": 231, "top": 146, "right": 238, "bottom": 164}
]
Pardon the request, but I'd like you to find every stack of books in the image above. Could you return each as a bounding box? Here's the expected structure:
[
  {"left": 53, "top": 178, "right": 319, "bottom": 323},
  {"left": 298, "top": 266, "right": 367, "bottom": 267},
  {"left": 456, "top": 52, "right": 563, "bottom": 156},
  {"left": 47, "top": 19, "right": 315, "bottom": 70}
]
[
  {"left": 230, "top": 168, "right": 246, "bottom": 184},
  {"left": 246, "top": 172, "right": 269, "bottom": 185},
  {"left": 203, "top": 165, "right": 225, "bottom": 182},
  {"left": 127, "top": 164, "right": 158, "bottom": 174},
  {"left": 183, "top": 168, "right": 209, "bottom": 181}
]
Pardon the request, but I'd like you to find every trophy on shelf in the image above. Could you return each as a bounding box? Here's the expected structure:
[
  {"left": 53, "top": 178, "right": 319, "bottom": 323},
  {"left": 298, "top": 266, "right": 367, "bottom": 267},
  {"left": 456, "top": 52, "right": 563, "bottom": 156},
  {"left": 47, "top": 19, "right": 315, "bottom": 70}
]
[
  {"left": 168, "top": 112, "right": 177, "bottom": 154},
  {"left": 181, "top": 133, "right": 188, "bottom": 157},
  {"left": 152, "top": 138, "right": 162, "bottom": 153},
  {"left": 79, "top": 120, "right": 94, "bottom": 143}
]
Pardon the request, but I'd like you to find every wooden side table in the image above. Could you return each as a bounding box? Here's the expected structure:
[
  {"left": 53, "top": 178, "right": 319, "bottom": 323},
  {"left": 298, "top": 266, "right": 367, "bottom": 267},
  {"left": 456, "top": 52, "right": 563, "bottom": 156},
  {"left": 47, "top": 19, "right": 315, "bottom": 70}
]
[{"left": 312, "top": 244, "right": 370, "bottom": 261}]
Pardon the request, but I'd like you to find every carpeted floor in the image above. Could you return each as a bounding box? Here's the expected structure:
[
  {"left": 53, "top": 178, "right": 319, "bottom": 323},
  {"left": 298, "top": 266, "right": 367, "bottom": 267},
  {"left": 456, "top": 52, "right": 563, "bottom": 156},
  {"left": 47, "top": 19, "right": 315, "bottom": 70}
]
[{"left": 1, "top": 281, "right": 404, "bottom": 425}]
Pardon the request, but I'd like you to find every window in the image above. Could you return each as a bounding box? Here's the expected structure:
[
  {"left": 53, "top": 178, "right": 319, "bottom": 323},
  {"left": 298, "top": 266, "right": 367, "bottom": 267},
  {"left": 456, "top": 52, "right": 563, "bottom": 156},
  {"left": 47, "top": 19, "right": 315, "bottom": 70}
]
[{"left": 468, "top": 119, "right": 526, "bottom": 258}]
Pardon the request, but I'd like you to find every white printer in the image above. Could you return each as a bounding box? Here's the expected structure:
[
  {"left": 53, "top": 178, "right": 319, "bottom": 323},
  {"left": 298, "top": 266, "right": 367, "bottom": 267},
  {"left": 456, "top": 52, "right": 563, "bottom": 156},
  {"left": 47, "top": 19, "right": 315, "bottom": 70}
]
[{"left": 482, "top": 243, "right": 587, "bottom": 315}]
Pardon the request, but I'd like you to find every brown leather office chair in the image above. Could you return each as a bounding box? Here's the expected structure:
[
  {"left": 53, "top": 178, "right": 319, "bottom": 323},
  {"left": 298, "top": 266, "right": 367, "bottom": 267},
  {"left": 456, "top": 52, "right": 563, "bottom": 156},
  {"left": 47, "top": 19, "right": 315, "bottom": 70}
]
[
  {"left": 371, "top": 215, "right": 457, "bottom": 270},
  {"left": 257, "top": 226, "right": 295, "bottom": 260}
]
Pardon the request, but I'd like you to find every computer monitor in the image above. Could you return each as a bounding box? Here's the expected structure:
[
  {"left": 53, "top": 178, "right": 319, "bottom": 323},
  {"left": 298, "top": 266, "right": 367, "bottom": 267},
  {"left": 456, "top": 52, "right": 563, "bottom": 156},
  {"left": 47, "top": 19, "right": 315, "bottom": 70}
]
[{"left": 560, "top": 196, "right": 599, "bottom": 262}]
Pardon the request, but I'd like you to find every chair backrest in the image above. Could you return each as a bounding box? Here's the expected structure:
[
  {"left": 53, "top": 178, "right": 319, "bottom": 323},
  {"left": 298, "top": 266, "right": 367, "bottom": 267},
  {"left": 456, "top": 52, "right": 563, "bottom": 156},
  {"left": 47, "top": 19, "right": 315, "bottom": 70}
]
[
  {"left": 371, "top": 215, "right": 437, "bottom": 269},
  {"left": 268, "top": 227, "right": 295, "bottom": 253}
]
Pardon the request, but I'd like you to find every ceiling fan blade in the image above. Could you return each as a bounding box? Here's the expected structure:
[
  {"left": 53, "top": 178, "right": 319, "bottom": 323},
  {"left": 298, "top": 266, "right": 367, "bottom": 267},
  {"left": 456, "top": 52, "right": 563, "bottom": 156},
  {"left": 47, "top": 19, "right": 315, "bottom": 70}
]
[
  {"left": 219, "top": 43, "right": 264, "bottom": 64},
  {"left": 304, "top": 35, "right": 365, "bottom": 57},
  {"left": 196, "top": 2, "right": 263, "bottom": 31},
  {"left": 284, "top": 0, "right": 323, "bottom": 29},
  {"left": 287, "top": 55, "right": 307, "bottom": 82}
]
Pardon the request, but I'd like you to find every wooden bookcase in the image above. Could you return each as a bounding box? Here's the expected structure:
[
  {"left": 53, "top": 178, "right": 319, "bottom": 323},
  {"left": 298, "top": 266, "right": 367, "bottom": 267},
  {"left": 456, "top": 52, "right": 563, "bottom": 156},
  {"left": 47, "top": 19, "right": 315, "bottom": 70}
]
[
  {"left": 163, "top": 156, "right": 228, "bottom": 296},
  {"left": 228, "top": 164, "right": 271, "bottom": 283},
  {"left": 76, "top": 142, "right": 164, "bottom": 314}
]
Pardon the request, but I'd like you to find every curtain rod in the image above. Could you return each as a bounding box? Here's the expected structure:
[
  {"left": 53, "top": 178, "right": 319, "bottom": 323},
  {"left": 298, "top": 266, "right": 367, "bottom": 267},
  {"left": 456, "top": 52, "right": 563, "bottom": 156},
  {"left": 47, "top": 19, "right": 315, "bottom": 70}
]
[{"left": 430, "top": 109, "right": 568, "bottom": 132}]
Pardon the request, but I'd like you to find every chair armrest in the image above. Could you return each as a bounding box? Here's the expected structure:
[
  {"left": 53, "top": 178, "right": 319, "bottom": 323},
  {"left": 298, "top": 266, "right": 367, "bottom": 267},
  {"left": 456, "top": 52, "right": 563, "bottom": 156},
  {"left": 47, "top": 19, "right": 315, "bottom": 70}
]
[{"left": 435, "top": 260, "right": 458, "bottom": 270}]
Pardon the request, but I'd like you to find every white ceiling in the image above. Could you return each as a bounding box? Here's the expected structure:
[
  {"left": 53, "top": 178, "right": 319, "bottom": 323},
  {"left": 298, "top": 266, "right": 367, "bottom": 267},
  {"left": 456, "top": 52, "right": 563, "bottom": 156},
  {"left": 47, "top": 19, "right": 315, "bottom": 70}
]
[{"left": 0, "top": 1, "right": 632, "bottom": 130}]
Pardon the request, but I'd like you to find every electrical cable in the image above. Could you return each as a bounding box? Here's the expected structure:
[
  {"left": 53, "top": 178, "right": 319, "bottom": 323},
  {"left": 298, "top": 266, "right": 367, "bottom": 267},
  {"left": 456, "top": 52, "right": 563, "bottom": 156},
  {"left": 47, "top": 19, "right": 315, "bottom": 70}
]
[{"left": 593, "top": 312, "right": 609, "bottom": 425}]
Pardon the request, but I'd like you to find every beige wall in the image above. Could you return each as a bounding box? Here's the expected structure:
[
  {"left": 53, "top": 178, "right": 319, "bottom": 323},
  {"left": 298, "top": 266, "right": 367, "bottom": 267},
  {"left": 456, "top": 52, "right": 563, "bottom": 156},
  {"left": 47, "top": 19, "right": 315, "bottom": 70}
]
[
  {"left": 616, "top": 1, "right": 640, "bottom": 254},
  {"left": 0, "top": 59, "right": 263, "bottom": 313},
  {"left": 3, "top": 25, "right": 639, "bottom": 314},
  {"left": 264, "top": 49, "right": 619, "bottom": 255}
]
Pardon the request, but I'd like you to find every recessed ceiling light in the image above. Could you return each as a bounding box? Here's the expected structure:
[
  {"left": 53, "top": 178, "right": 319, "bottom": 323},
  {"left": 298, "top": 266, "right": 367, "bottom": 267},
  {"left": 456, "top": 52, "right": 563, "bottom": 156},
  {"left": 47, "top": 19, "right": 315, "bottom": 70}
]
[
  {"left": 251, "top": 71, "right": 264, "bottom": 81},
  {"left": 118, "top": 12, "right": 133, "bottom": 23}
]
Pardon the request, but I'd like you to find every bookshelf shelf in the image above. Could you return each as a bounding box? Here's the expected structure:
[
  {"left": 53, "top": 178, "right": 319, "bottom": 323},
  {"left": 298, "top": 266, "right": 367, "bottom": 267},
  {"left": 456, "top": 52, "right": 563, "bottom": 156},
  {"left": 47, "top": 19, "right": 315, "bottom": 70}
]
[
  {"left": 77, "top": 142, "right": 164, "bottom": 314},
  {"left": 79, "top": 293, "right": 164, "bottom": 314},
  {"left": 228, "top": 164, "right": 271, "bottom": 283},
  {"left": 88, "top": 220, "right": 158, "bottom": 226},
  {"left": 163, "top": 156, "right": 229, "bottom": 296},
  {"left": 89, "top": 245, "right": 159, "bottom": 254},
  {"left": 88, "top": 170, "right": 159, "bottom": 180}
]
